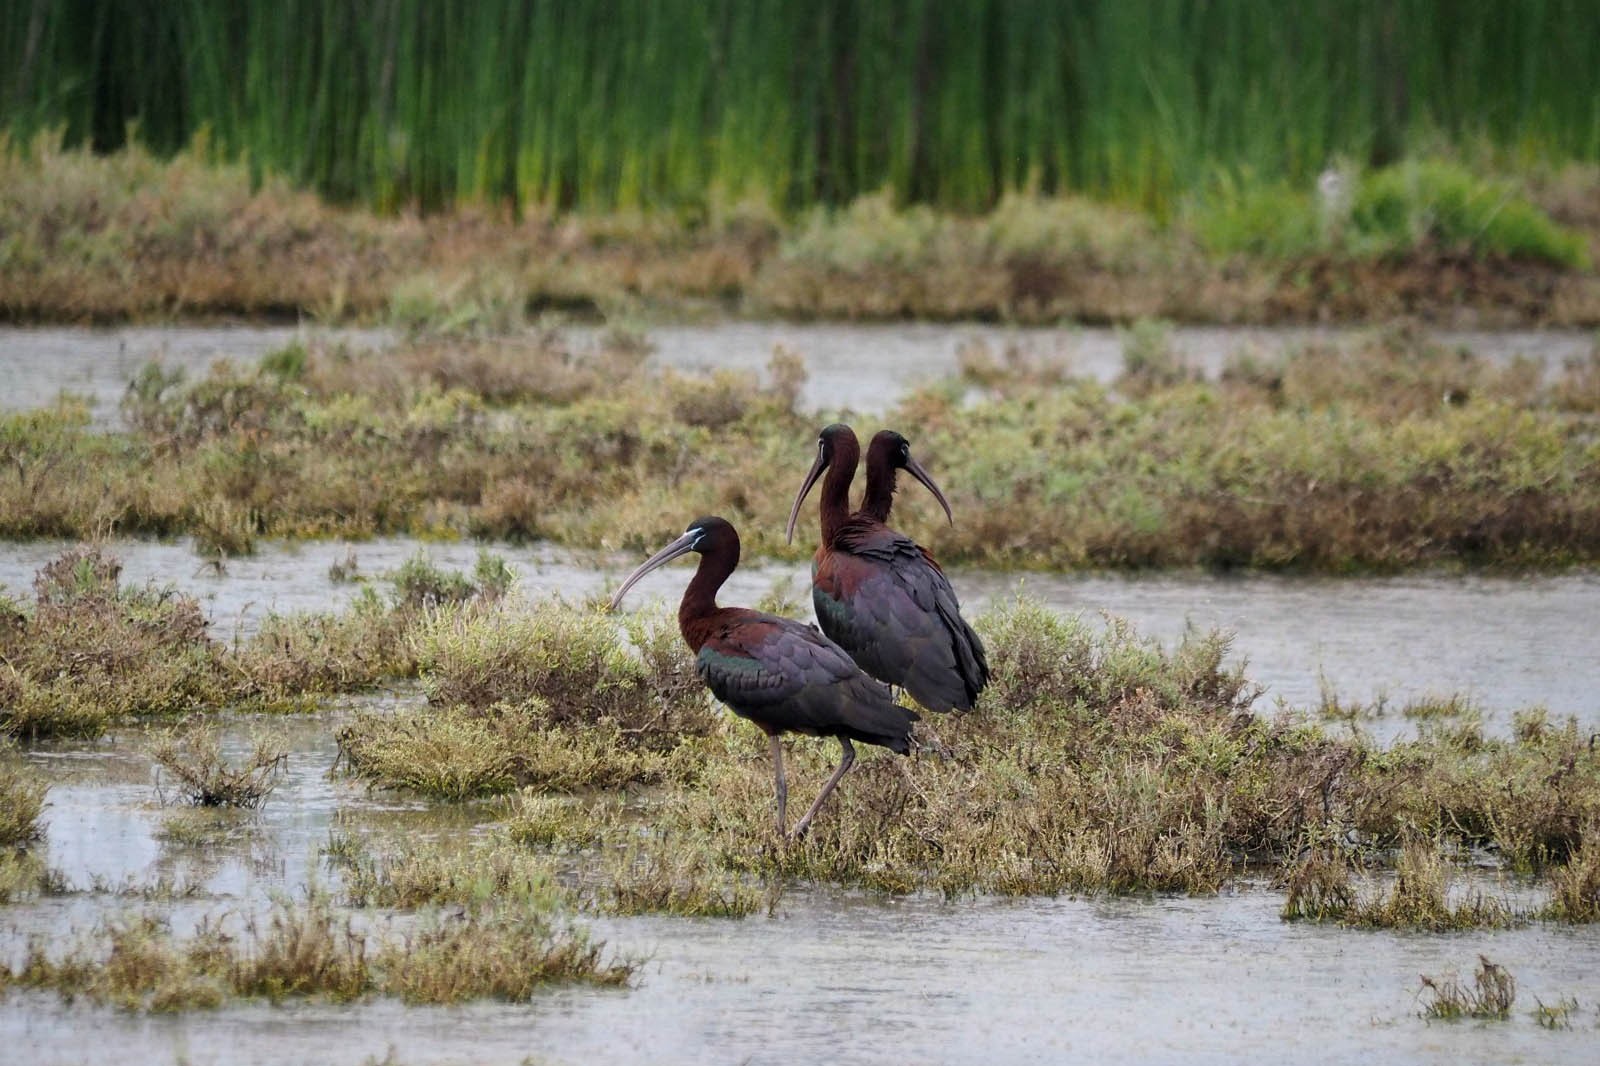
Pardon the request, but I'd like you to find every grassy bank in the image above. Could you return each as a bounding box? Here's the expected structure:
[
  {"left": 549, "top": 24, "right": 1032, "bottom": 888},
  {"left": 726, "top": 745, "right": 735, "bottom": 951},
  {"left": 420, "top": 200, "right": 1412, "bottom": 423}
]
[
  {"left": 2, "top": 141, "right": 1598, "bottom": 326},
  {"left": 2, "top": 324, "right": 1597, "bottom": 571},
  {"left": 6, "top": 2, "right": 1598, "bottom": 214}
]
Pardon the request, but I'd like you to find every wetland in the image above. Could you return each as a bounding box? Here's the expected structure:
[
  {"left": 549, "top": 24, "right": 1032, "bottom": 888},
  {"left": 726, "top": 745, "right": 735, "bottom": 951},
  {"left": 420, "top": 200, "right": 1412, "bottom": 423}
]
[{"left": 2, "top": 318, "right": 1599, "bottom": 1064}]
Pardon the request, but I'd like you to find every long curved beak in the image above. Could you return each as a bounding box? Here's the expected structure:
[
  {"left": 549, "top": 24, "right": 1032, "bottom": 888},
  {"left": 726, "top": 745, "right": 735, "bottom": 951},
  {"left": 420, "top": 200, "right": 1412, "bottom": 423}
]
[
  {"left": 607, "top": 529, "right": 700, "bottom": 610},
  {"left": 904, "top": 455, "right": 954, "bottom": 526},
  {"left": 784, "top": 451, "right": 829, "bottom": 544}
]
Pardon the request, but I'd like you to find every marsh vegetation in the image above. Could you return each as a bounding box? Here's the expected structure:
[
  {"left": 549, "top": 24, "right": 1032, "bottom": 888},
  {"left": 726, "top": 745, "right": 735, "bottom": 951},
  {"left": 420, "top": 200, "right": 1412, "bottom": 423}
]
[
  {"left": 3, "top": 140, "right": 1598, "bottom": 327},
  {"left": 2, "top": 325, "right": 1597, "bottom": 574}
]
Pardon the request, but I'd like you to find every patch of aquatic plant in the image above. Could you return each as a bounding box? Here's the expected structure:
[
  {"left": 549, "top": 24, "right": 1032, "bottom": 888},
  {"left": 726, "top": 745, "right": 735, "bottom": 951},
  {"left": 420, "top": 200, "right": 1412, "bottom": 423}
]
[
  {"left": 331, "top": 835, "right": 565, "bottom": 911},
  {"left": 1418, "top": 956, "right": 1517, "bottom": 1022},
  {"left": 0, "top": 742, "right": 47, "bottom": 846},
  {"left": 231, "top": 590, "right": 419, "bottom": 707},
  {"left": 0, "top": 544, "right": 518, "bottom": 731},
  {"left": 149, "top": 720, "right": 288, "bottom": 809},
  {"left": 0, "top": 851, "right": 55, "bottom": 905},
  {"left": 472, "top": 596, "right": 1600, "bottom": 908},
  {"left": 7, "top": 894, "right": 630, "bottom": 1010},
  {"left": 1533, "top": 996, "right": 1582, "bottom": 1029},
  {"left": 0, "top": 547, "right": 229, "bottom": 738},
  {"left": 6, "top": 138, "right": 1599, "bottom": 330},
  {"left": 598, "top": 846, "right": 769, "bottom": 919}
]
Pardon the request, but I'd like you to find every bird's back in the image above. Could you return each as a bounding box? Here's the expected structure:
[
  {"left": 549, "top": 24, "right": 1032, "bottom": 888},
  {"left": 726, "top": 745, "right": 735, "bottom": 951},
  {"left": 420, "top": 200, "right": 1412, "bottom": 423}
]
[
  {"left": 813, "top": 517, "right": 989, "bottom": 713},
  {"left": 692, "top": 607, "right": 918, "bottom": 753}
]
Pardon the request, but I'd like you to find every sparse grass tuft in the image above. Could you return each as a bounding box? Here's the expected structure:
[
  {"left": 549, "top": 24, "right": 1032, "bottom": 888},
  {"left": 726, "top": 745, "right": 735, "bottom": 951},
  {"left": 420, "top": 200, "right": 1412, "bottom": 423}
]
[
  {"left": 1418, "top": 956, "right": 1517, "bottom": 1021},
  {"left": 10, "top": 894, "right": 630, "bottom": 1010},
  {"left": 1533, "top": 996, "right": 1581, "bottom": 1029},
  {"left": 149, "top": 720, "right": 287, "bottom": 808}
]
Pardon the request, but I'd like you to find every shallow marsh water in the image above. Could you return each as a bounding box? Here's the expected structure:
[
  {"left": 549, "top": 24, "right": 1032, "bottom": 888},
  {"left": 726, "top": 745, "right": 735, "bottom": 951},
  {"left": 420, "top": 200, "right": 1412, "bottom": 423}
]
[
  {"left": 6, "top": 710, "right": 1600, "bottom": 1066},
  {"left": 1, "top": 321, "right": 1593, "bottom": 422},
  {"left": 4, "top": 322, "right": 1600, "bottom": 1063}
]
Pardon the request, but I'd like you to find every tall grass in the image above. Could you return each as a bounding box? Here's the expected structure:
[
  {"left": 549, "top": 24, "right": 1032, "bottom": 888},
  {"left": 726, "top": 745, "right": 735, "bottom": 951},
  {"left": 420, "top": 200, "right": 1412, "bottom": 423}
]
[{"left": 3, "top": 2, "right": 1600, "bottom": 214}]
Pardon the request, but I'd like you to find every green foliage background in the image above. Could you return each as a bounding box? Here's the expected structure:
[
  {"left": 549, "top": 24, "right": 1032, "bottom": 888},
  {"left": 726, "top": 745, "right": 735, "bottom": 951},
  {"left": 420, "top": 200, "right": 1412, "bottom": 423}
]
[{"left": 4, "top": 0, "right": 1598, "bottom": 212}]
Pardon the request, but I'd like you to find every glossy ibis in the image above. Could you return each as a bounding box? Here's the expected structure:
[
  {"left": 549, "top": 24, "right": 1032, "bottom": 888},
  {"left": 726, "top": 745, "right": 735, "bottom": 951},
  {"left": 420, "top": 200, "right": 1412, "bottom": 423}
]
[
  {"left": 785, "top": 424, "right": 989, "bottom": 713},
  {"left": 609, "top": 515, "right": 918, "bottom": 839}
]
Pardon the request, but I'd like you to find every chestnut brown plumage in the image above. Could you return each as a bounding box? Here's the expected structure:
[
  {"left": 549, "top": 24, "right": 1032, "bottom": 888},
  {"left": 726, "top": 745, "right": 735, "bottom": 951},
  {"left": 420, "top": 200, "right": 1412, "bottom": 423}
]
[
  {"left": 609, "top": 515, "right": 917, "bottom": 839},
  {"left": 786, "top": 425, "right": 989, "bottom": 713}
]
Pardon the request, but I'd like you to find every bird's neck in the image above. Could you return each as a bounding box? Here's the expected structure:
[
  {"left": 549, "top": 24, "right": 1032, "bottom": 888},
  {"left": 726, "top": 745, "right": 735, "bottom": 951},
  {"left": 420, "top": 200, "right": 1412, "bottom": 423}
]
[
  {"left": 819, "top": 439, "right": 860, "bottom": 545},
  {"left": 861, "top": 453, "right": 898, "bottom": 524},
  {"left": 678, "top": 550, "right": 736, "bottom": 651}
]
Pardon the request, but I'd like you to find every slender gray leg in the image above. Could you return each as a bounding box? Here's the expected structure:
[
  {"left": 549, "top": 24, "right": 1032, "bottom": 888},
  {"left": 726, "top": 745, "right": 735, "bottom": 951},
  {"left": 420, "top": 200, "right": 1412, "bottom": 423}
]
[
  {"left": 790, "top": 737, "right": 856, "bottom": 840},
  {"left": 770, "top": 734, "right": 787, "bottom": 836}
]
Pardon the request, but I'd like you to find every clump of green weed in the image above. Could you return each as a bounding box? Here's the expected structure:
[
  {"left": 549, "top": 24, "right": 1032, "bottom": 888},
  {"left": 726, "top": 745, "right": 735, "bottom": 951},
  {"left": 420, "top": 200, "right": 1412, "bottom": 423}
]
[
  {"left": 600, "top": 847, "right": 767, "bottom": 918},
  {"left": 413, "top": 600, "right": 712, "bottom": 742},
  {"left": 390, "top": 552, "right": 478, "bottom": 611},
  {"left": 1418, "top": 956, "right": 1517, "bottom": 1021},
  {"left": 0, "top": 742, "right": 47, "bottom": 846},
  {"left": 1118, "top": 318, "right": 1196, "bottom": 395},
  {"left": 0, "top": 850, "right": 54, "bottom": 905},
  {"left": 1189, "top": 160, "right": 1590, "bottom": 269},
  {"left": 1280, "top": 845, "right": 1357, "bottom": 922},
  {"left": 149, "top": 720, "right": 288, "bottom": 808},
  {"left": 232, "top": 589, "right": 417, "bottom": 705},
  {"left": 336, "top": 701, "right": 675, "bottom": 799},
  {"left": 503, "top": 791, "right": 623, "bottom": 850}
]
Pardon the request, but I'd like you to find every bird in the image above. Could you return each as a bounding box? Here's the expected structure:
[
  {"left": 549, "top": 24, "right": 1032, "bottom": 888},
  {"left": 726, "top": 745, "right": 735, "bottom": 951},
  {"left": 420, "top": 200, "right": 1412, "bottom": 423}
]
[
  {"left": 609, "top": 515, "right": 918, "bottom": 840},
  {"left": 785, "top": 424, "right": 989, "bottom": 713}
]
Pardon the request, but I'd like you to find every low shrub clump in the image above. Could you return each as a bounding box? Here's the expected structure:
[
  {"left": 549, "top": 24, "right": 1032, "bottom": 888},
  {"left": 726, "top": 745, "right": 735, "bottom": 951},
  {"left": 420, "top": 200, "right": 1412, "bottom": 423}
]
[{"left": 0, "top": 547, "right": 229, "bottom": 737}]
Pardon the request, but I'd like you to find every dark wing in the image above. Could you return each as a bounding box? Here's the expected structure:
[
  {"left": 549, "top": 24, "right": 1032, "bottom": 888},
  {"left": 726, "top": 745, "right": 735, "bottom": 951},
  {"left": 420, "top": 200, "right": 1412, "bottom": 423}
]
[
  {"left": 695, "top": 608, "right": 918, "bottom": 753},
  {"left": 815, "top": 521, "right": 990, "bottom": 713}
]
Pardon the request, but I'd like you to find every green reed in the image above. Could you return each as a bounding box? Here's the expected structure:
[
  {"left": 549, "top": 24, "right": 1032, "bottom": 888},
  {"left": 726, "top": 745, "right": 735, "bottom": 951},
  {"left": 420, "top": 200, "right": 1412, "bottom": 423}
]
[{"left": 2, "top": 0, "right": 1598, "bottom": 213}]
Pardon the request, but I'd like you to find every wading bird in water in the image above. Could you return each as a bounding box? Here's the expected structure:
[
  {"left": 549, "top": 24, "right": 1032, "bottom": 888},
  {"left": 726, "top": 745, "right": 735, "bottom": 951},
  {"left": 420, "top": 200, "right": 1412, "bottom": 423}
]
[
  {"left": 609, "top": 515, "right": 917, "bottom": 839},
  {"left": 786, "top": 425, "right": 989, "bottom": 713}
]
